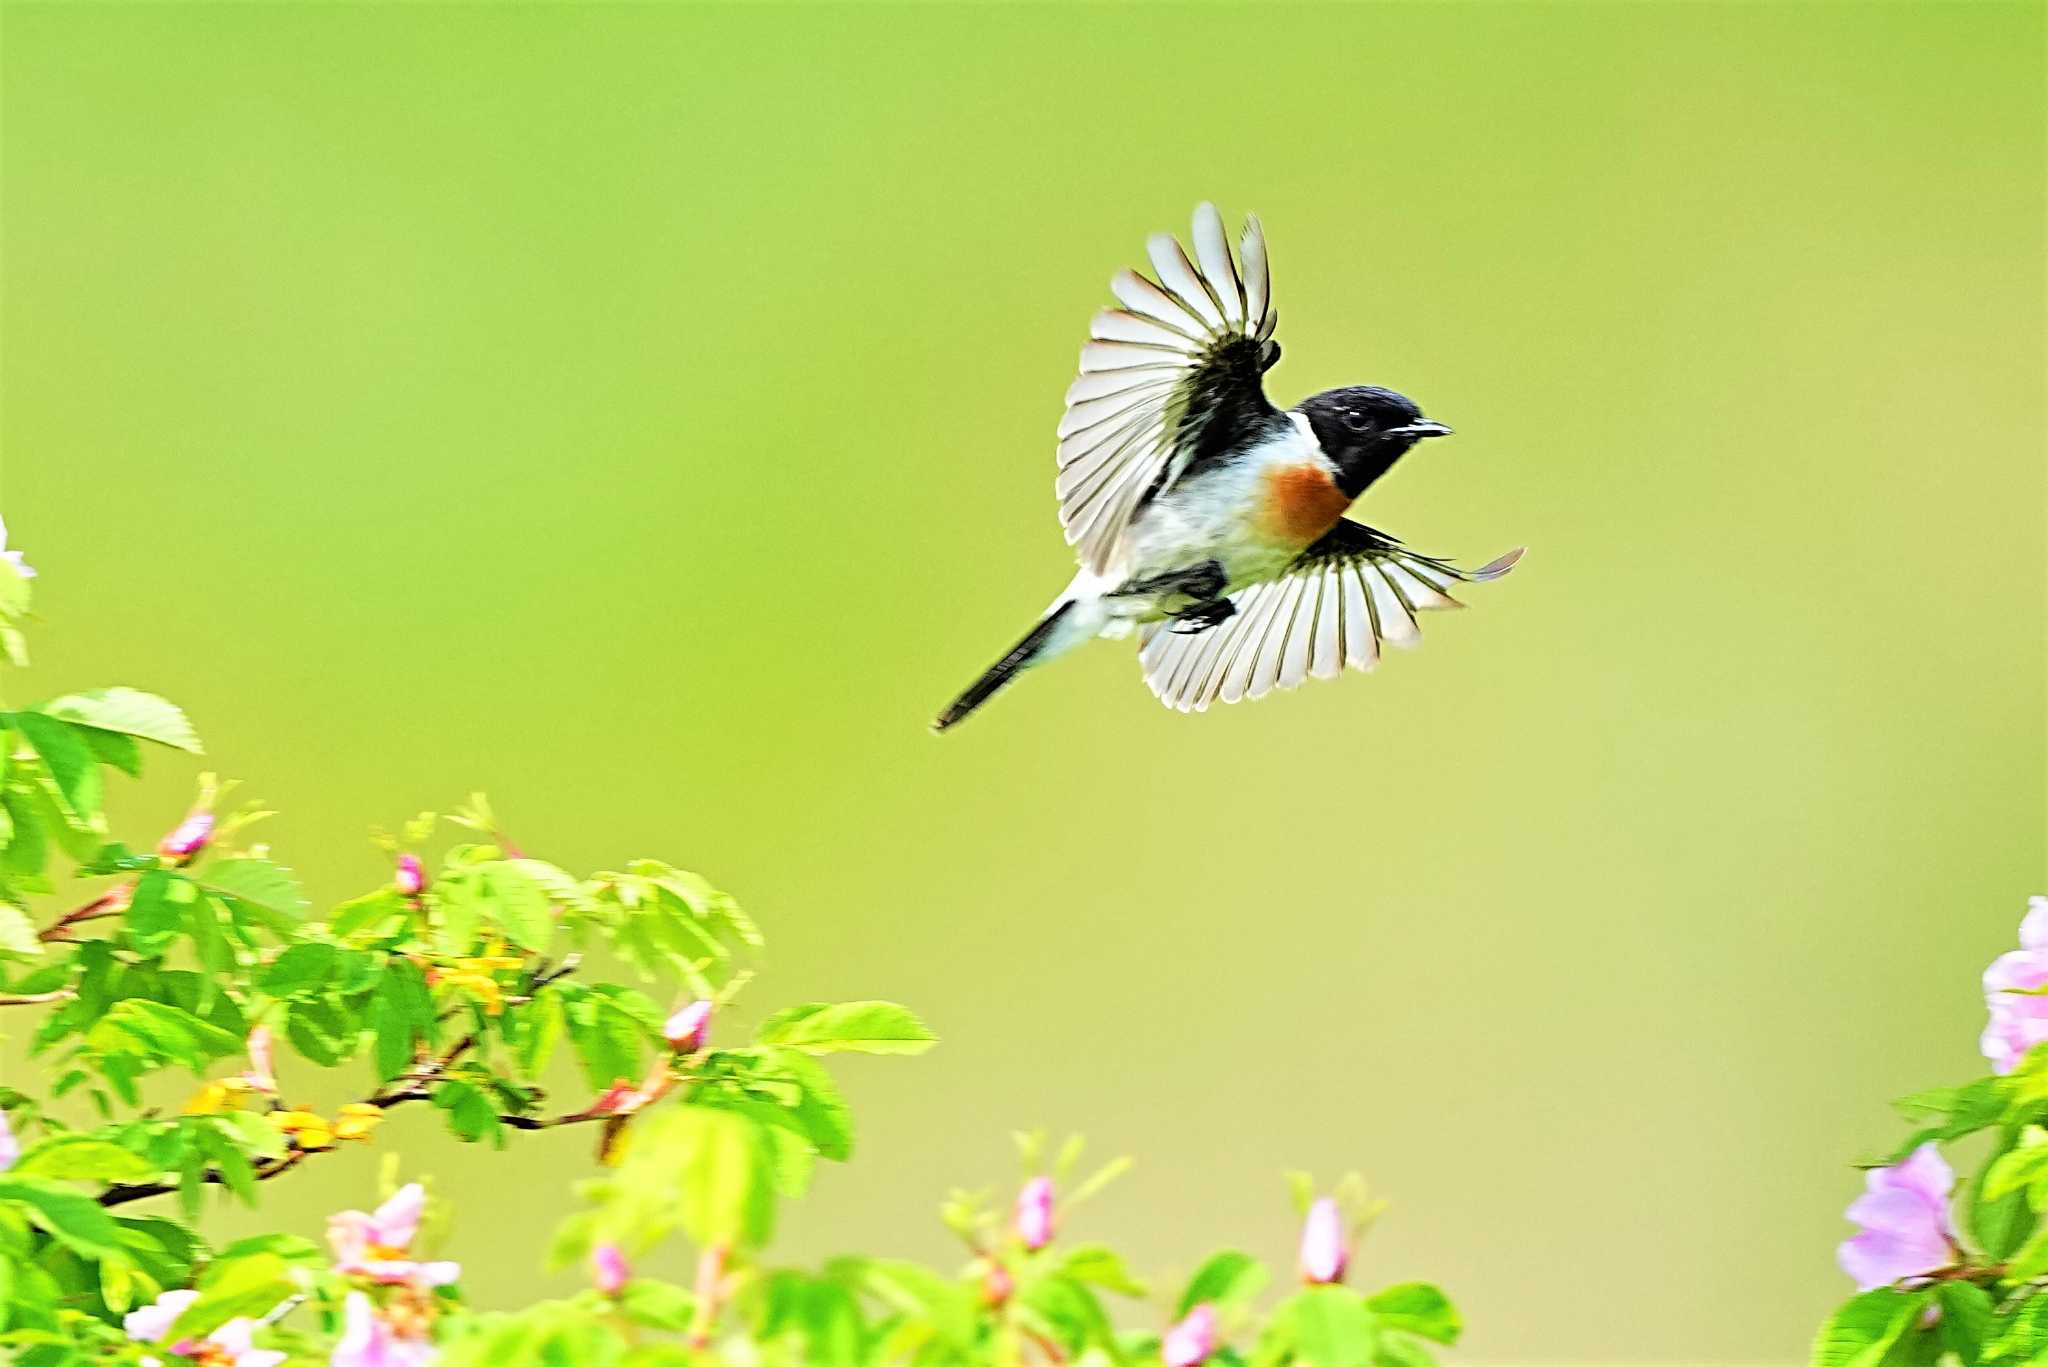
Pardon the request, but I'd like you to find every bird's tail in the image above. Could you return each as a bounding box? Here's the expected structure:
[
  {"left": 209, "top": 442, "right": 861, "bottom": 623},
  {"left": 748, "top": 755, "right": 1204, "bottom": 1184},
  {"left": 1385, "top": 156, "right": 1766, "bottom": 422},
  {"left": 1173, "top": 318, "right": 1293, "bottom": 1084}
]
[{"left": 933, "top": 601, "right": 1084, "bottom": 733}]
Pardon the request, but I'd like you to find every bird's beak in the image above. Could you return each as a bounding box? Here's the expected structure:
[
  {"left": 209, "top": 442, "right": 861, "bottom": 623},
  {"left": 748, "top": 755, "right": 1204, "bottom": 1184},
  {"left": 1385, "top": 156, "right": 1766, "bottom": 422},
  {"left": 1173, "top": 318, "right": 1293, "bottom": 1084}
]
[{"left": 1392, "top": 420, "right": 1453, "bottom": 439}]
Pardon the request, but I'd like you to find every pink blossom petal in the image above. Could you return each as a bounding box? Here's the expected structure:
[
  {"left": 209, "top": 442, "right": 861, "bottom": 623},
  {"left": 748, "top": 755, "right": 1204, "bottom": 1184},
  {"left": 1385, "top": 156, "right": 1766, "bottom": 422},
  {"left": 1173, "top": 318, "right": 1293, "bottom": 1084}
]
[
  {"left": 591, "top": 1243, "right": 630, "bottom": 1296},
  {"left": 2019, "top": 897, "right": 2048, "bottom": 950},
  {"left": 124, "top": 1289, "right": 200, "bottom": 1343},
  {"left": 1162, "top": 1302, "right": 1220, "bottom": 1367},
  {"left": 368, "top": 1184, "right": 425, "bottom": 1249},
  {"left": 1299, "top": 1198, "right": 1348, "bottom": 1284},
  {"left": 1013, "top": 1177, "right": 1055, "bottom": 1251}
]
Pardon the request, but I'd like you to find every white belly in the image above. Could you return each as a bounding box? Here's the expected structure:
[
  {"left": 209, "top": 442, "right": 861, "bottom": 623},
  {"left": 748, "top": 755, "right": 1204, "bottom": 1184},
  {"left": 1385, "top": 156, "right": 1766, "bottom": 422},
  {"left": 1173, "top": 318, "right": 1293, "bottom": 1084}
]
[{"left": 1101, "top": 421, "right": 1331, "bottom": 625}]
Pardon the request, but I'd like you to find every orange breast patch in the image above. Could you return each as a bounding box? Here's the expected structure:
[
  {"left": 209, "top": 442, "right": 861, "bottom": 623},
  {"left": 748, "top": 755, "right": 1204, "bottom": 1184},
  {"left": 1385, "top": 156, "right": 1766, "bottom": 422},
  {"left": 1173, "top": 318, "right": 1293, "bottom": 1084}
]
[{"left": 1256, "top": 464, "right": 1352, "bottom": 547}]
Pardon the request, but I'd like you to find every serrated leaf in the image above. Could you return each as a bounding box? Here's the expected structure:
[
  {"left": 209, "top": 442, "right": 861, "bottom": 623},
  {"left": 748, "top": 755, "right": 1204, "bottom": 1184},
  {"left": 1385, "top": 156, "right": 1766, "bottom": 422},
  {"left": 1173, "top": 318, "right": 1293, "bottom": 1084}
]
[
  {"left": 11, "top": 713, "right": 103, "bottom": 833},
  {"left": 195, "top": 860, "right": 308, "bottom": 920},
  {"left": 167, "top": 1252, "right": 294, "bottom": 1340},
  {"left": 483, "top": 863, "right": 553, "bottom": 951},
  {"left": 1812, "top": 1288, "right": 1925, "bottom": 1367},
  {"left": 1179, "top": 1250, "right": 1269, "bottom": 1319},
  {"left": 1289, "top": 1286, "right": 1378, "bottom": 1367},
  {"left": 754, "top": 1001, "right": 935, "bottom": 1055},
  {"left": 39, "top": 689, "right": 201, "bottom": 754},
  {"left": 0, "top": 1176, "right": 128, "bottom": 1263},
  {"left": 1058, "top": 1244, "right": 1148, "bottom": 1298},
  {"left": 1364, "top": 1283, "right": 1460, "bottom": 1346},
  {"left": 9, "top": 1135, "right": 157, "bottom": 1182}
]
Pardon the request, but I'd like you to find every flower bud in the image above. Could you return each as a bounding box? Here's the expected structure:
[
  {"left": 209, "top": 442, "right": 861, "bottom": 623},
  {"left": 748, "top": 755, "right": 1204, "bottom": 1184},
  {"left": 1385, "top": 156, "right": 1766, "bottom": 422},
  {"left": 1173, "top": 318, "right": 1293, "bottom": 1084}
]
[
  {"left": 394, "top": 854, "right": 425, "bottom": 896},
  {"left": 0, "top": 1110, "right": 17, "bottom": 1173},
  {"left": 591, "top": 1243, "right": 630, "bottom": 1297},
  {"left": 157, "top": 811, "right": 214, "bottom": 862},
  {"left": 664, "top": 1001, "right": 712, "bottom": 1053},
  {"left": 1298, "top": 1198, "right": 1348, "bottom": 1284},
  {"left": 243, "top": 1025, "right": 277, "bottom": 1094},
  {"left": 980, "top": 1259, "right": 1014, "bottom": 1307},
  {"left": 1162, "top": 1303, "right": 1220, "bottom": 1367},
  {"left": 1013, "top": 1176, "right": 1054, "bottom": 1251}
]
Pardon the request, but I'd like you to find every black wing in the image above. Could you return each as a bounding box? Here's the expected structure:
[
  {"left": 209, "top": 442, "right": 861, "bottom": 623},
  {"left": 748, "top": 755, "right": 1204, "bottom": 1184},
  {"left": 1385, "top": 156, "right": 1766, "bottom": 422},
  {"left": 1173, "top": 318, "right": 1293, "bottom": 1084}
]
[
  {"left": 1134, "top": 521, "right": 1525, "bottom": 712},
  {"left": 1055, "top": 203, "right": 1281, "bottom": 574}
]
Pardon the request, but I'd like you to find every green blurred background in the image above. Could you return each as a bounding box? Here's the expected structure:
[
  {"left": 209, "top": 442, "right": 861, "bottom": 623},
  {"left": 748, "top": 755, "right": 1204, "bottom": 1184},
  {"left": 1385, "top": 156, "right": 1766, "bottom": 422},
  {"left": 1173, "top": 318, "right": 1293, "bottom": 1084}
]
[{"left": 2, "top": 2, "right": 2042, "bottom": 1359}]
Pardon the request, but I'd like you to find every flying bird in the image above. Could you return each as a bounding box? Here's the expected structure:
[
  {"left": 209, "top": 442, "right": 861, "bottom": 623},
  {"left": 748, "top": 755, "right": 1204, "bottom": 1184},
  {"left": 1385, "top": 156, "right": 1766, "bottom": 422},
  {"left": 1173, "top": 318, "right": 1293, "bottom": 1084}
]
[{"left": 933, "top": 203, "right": 1523, "bottom": 732}]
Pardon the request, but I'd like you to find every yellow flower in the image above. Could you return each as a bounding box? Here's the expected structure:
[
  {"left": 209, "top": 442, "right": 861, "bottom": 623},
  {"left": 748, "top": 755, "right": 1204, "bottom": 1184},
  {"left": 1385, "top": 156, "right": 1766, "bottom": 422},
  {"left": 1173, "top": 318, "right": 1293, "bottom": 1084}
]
[
  {"left": 439, "top": 969, "right": 504, "bottom": 1015},
  {"left": 184, "top": 1081, "right": 234, "bottom": 1115},
  {"left": 334, "top": 1103, "right": 384, "bottom": 1143},
  {"left": 272, "top": 1109, "right": 323, "bottom": 1133},
  {"left": 294, "top": 1125, "right": 335, "bottom": 1151}
]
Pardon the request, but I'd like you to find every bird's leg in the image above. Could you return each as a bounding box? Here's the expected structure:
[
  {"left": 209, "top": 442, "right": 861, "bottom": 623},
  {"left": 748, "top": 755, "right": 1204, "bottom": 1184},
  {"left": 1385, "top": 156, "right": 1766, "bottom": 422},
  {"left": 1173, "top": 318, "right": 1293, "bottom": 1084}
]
[
  {"left": 1109, "top": 559, "right": 1227, "bottom": 602},
  {"left": 1170, "top": 598, "right": 1237, "bottom": 635}
]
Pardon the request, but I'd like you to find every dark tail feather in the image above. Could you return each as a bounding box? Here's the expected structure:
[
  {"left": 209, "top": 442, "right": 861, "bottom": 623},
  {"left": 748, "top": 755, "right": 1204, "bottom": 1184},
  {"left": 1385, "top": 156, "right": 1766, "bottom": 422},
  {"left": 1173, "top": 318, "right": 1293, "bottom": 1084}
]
[{"left": 932, "top": 602, "right": 1075, "bottom": 733}]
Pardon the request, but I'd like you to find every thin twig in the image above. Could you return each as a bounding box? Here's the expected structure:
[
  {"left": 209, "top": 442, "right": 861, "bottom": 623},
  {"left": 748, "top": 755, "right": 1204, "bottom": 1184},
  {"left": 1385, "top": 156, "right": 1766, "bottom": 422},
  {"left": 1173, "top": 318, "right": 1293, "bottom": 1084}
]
[{"left": 0, "top": 989, "right": 75, "bottom": 1006}]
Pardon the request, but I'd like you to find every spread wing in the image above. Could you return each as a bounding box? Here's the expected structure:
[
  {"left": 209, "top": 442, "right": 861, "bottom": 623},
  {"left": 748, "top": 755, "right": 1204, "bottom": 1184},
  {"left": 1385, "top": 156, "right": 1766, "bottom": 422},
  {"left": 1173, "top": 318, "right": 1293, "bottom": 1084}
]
[
  {"left": 1057, "top": 202, "right": 1281, "bottom": 574},
  {"left": 1136, "top": 523, "right": 1525, "bottom": 713}
]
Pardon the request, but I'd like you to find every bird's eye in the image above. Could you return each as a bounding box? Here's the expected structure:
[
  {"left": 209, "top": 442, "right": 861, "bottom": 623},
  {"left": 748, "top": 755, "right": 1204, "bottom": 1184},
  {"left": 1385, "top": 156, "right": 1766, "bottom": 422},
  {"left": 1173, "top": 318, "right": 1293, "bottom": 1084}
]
[{"left": 1342, "top": 410, "right": 1374, "bottom": 433}]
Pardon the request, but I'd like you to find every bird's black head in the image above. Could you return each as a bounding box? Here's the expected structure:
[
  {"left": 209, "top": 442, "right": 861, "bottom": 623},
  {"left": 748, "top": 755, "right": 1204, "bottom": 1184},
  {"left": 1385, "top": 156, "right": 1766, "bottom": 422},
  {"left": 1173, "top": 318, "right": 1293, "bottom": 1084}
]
[{"left": 1297, "top": 385, "right": 1453, "bottom": 497}]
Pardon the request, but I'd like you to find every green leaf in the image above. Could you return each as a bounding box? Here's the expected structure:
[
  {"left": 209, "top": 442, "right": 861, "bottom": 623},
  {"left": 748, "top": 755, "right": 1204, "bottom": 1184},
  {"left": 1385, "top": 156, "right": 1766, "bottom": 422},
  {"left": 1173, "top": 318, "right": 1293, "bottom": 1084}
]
[
  {"left": 1058, "top": 1244, "right": 1148, "bottom": 1298},
  {"left": 12, "top": 714, "right": 103, "bottom": 833},
  {"left": 756, "top": 1047, "right": 854, "bottom": 1162},
  {"left": 1364, "top": 1283, "right": 1460, "bottom": 1347},
  {"left": 1935, "top": 1282, "right": 1994, "bottom": 1361},
  {"left": 570, "top": 995, "right": 643, "bottom": 1090},
  {"left": 1289, "top": 1286, "right": 1378, "bottom": 1367},
  {"left": 483, "top": 862, "right": 554, "bottom": 951},
  {"left": 754, "top": 1001, "right": 936, "bottom": 1055},
  {"left": 195, "top": 859, "right": 308, "bottom": 921},
  {"left": 673, "top": 1108, "right": 779, "bottom": 1249},
  {"left": 618, "top": 1279, "right": 697, "bottom": 1332},
  {"left": 167, "top": 1252, "right": 294, "bottom": 1340},
  {"left": 39, "top": 689, "right": 201, "bottom": 755},
  {"left": 1019, "top": 1272, "right": 1115, "bottom": 1354},
  {"left": 89, "top": 999, "right": 241, "bottom": 1069},
  {"left": 0, "top": 904, "right": 38, "bottom": 957},
  {"left": 1985, "top": 1128, "right": 2048, "bottom": 1205},
  {"left": 1987, "top": 1293, "right": 2048, "bottom": 1361},
  {"left": 1969, "top": 1129, "right": 2039, "bottom": 1260},
  {"left": 1178, "top": 1250, "right": 1270, "bottom": 1319},
  {"left": 9, "top": 1136, "right": 156, "bottom": 1183},
  {"left": 371, "top": 957, "right": 432, "bottom": 1081},
  {"left": 1811, "top": 1289, "right": 1926, "bottom": 1367},
  {"left": 515, "top": 986, "right": 568, "bottom": 1078},
  {"left": 125, "top": 869, "right": 196, "bottom": 956},
  {"left": 1376, "top": 1338, "right": 1437, "bottom": 1367},
  {"left": 260, "top": 942, "right": 338, "bottom": 996},
  {"left": 828, "top": 1257, "right": 975, "bottom": 1350},
  {"left": 0, "top": 1177, "right": 128, "bottom": 1264}
]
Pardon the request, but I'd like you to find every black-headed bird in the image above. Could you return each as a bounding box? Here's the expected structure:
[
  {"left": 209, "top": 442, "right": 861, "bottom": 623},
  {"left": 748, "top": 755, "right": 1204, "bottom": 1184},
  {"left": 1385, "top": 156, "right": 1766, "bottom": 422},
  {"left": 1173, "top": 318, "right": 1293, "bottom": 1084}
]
[{"left": 933, "top": 203, "right": 1523, "bottom": 732}]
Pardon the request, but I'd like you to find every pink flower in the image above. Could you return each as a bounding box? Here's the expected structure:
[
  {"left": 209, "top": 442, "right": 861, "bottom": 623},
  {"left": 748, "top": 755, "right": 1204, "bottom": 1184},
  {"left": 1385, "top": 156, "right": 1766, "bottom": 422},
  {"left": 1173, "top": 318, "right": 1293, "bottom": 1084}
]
[
  {"left": 157, "top": 811, "right": 215, "bottom": 862},
  {"left": 591, "top": 1243, "right": 630, "bottom": 1297},
  {"left": 125, "top": 1289, "right": 285, "bottom": 1367},
  {"left": 664, "top": 1001, "right": 712, "bottom": 1053},
  {"left": 332, "top": 1292, "right": 437, "bottom": 1367},
  {"left": 0, "top": 516, "right": 35, "bottom": 581},
  {"left": 1299, "top": 1198, "right": 1348, "bottom": 1284},
  {"left": 328, "top": 1185, "right": 460, "bottom": 1288},
  {"left": 1982, "top": 898, "right": 2048, "bottom": 1074},
  {"left": 1014, "top": 1176, "right": 1055, "bottom": 1251},
  {"left": 243, "top": 1026, "right": 278, "bottom": 1094},
  {"left": 394, "top": 855, "right": 425, "bottom": 897},
  {"left": 1838, "top": 1144, "right": 1958, "bottom": 1290},
  {"left": 0, "top": 1110, "right": 17, "bottom": 1172},
  {"left": 1162, "top": 1303, "right": 1220, "bottom": 1366}
]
